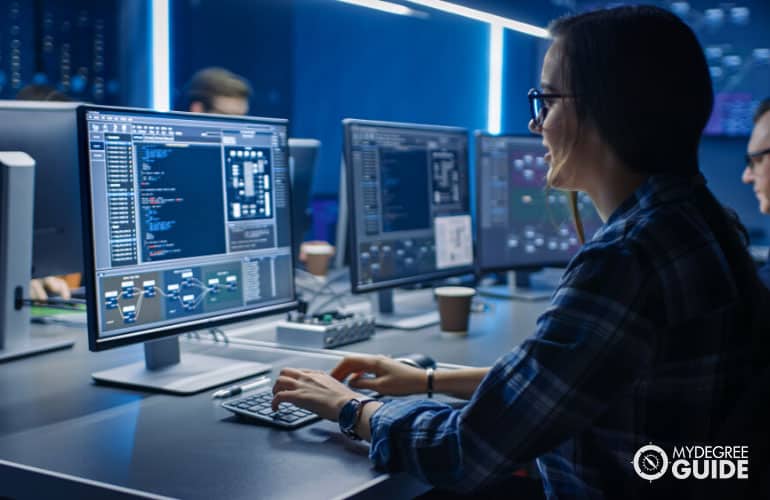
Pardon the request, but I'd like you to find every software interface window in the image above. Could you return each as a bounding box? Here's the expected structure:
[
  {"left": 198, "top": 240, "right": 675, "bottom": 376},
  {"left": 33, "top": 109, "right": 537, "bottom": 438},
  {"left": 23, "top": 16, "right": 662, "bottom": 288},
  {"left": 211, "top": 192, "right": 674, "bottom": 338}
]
[
  {"left": 347, "top": 122, "right": 473, "bottom": 288},
  {"left": 84, "top": 110, "right": 293, "bottom": 340},
  {"left": 477, "top": 135, "right": 602, "bottom": 269}
]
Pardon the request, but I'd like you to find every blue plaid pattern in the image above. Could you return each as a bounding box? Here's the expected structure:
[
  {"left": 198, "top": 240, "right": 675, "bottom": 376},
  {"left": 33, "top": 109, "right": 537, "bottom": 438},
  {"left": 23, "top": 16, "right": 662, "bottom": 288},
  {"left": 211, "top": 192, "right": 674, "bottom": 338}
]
[{"left": 368, "top": 175, "right": 766, "bottom": 498}]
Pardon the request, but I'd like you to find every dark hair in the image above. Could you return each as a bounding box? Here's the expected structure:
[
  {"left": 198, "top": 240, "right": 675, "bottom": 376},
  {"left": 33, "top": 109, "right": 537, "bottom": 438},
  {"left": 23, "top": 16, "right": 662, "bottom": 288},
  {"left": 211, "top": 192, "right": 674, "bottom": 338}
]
[
  {"left": 179, "top": 67, "right": 251, "bottom": 112},
  {"left": 549, "top": 5, "right": 712, "bottom": 176},
  {"left": 754, "top": 98, "right": 770, "bottom": 124},
  {"left": 550, "top": 6, "right": 770, "bottom": 365},
  {"left": 16, "top": 84, "right": 72, "bottom": 102}
]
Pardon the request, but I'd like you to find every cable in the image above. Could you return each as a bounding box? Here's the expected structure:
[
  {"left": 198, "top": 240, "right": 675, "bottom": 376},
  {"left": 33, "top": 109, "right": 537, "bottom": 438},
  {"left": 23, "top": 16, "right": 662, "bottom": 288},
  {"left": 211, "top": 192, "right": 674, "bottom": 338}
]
[{"left": 307, "top": 289, "right": 351, "bottom": 316}]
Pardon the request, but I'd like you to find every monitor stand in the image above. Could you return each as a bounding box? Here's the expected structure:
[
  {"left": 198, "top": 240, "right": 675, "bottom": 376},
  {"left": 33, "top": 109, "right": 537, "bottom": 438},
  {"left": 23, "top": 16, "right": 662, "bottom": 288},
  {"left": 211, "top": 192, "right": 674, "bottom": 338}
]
[
  {"left": 91, "top": 336, "right": 272, "bottom": 395},
  {"left": 370, "top": 289, "right": 439, "bottom": 330},
  {"left": 0, "top": 152, "right": 74, "bottom": 363},
  {"left": 478, "top": 271, "right": 553, "bottom": 301}
]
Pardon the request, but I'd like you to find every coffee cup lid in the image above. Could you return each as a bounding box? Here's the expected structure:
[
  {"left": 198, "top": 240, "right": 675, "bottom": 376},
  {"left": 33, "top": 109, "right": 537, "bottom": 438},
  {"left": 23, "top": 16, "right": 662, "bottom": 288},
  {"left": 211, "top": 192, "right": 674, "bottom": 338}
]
[
  {"left": 434, "top": 286, "right": 476, "bottom": 298},
  {"left": 301, "top": 243, "right": 335, "bottom": 255}
]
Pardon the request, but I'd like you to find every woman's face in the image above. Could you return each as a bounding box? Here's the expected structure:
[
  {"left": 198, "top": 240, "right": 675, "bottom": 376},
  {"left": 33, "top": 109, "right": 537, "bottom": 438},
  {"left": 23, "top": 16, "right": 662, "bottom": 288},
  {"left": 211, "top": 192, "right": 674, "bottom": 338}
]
[{"left": 529, "top": 41, "right": 592, "bottom": 191}]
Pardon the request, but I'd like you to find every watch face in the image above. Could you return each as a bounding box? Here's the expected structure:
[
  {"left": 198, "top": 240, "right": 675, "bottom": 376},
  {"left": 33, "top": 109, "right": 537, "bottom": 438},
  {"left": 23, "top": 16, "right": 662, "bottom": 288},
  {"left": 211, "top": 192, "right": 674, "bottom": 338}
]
[{"left": 339, "top": 399, "right": 360, "bottom": 431}]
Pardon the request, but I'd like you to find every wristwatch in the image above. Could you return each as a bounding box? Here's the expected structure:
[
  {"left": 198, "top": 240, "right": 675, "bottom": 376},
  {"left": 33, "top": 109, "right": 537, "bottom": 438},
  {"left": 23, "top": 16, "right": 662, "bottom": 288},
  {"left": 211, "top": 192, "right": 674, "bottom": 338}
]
[{"left": 338, "top": 398, "right": 377, "bottom": 440}]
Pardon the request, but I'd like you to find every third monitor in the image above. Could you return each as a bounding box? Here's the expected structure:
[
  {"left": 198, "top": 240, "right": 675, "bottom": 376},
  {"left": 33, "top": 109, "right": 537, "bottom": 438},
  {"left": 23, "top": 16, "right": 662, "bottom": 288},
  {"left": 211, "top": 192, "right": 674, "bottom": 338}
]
[{"left": 475, "top": 132, "right": 601, "bottom": 299}]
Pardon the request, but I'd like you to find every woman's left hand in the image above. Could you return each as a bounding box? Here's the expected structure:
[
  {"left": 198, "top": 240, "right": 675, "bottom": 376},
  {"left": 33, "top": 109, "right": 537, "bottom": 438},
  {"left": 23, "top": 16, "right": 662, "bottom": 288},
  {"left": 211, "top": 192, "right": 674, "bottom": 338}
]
[{"left": 271, "top": 367, "right": 365, "bottom": 421}]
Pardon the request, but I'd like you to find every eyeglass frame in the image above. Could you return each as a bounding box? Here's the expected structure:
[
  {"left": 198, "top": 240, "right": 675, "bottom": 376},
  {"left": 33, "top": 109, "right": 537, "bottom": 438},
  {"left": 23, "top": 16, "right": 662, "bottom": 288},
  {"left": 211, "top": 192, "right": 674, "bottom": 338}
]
[
  {"left": 528, "top": 88, "right": 575, "bottom": 127},
  {"left": 745, "top": 147, "right": 770, "bottom": 171}
]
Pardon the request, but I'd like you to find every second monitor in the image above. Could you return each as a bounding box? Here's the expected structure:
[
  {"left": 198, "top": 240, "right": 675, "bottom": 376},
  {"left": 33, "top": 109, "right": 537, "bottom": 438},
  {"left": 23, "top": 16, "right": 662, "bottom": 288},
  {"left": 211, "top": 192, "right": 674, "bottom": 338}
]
[
  {"left": 343, "top": 119, "right": 474, "bottom": 329},
  {"left": 475, "top": 132, "right": 602, "bottom": 299}
]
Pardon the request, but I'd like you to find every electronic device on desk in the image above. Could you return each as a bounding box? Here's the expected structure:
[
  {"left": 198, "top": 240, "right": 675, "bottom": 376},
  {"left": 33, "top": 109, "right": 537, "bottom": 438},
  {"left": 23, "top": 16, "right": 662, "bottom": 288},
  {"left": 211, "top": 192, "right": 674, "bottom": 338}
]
[
  {"left": 288, "top": 138, "right": 320, "bottom": 265},
  {"left": 78, "top": 105, "right": 298, "bottom": 394},
  {"left": 0, "top": 101, "right": 83, "bottom": 279},
  {"left": 474, "top": 132, "right": 602, "bottom": 301},
  {"left": 0, "top": 151, "right": 75, "bottom": 362},
  {"left": 342, "top": 119, "right": 474, "bottom": 330},
  {"left": 277, "top": 310, "right": 375, "bottom": 349},
  {"left": 223, "top": 388, "right": 320, "bottom": 429}
]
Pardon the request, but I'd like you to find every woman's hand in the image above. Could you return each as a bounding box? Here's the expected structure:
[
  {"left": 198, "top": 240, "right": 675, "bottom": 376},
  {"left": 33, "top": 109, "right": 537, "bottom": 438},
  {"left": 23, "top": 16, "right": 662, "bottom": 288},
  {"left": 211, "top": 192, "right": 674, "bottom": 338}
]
[
  {"left": 330, "top": 355, "right": 427, "bottom": 396},
  {"left": 271, "top": 368, "right": 364, "bottom": 421}
]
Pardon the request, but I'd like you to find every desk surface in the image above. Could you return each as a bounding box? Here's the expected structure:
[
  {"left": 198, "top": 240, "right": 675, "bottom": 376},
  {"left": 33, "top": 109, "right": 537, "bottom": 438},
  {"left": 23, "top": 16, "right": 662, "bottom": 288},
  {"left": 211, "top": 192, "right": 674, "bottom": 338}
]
[
  {"left": 0, "top": 292, "right": 549, "bottom": 499},
  {"left": 227, "top": 289, "right": 543, "bottom": 367}
]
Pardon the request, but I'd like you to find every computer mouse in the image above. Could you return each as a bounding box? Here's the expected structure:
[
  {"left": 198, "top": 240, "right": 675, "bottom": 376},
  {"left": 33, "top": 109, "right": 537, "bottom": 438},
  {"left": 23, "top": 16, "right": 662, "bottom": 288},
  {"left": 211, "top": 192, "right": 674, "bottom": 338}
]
[{"left": 395, "top": 353, "right": 436, "bottom": 370}]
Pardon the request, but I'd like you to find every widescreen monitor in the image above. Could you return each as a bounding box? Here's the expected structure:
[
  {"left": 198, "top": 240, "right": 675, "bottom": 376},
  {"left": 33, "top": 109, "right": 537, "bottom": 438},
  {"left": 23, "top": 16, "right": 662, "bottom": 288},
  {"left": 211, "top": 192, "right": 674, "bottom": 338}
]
[
  {"left": 475, "top": 132, "right": 602, "bottom": 298},
  {"left": 79, "top": 105, "right": 297, "bottom": 393},
  {"left": 343, "top": 119, "right": 473, "bottom": 328}
]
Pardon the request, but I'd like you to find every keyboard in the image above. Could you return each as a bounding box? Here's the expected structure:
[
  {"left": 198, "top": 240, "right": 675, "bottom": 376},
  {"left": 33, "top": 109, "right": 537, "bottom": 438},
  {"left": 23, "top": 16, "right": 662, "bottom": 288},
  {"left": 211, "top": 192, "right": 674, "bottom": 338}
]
[{"left": 222, "top": 388, "right": 320, "bottom": 429}]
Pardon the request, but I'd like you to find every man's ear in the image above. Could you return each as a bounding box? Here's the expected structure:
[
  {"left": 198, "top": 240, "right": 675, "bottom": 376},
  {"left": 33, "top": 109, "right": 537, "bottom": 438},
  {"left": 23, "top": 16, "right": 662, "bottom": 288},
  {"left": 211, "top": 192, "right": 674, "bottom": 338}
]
[{"left": 189, "top": 101, "right": 204, "bottom": 113}]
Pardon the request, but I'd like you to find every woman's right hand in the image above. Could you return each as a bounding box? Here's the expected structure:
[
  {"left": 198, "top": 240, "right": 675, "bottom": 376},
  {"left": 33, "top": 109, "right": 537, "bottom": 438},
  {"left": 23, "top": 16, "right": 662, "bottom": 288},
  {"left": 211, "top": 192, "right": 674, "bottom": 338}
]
[{"left": 330, "top": 354, "right": 428, "bottom": 396}]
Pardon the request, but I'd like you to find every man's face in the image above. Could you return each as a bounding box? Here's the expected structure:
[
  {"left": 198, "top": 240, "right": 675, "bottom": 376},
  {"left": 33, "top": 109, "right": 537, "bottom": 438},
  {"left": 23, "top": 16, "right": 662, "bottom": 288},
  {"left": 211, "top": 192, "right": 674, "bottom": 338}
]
[{"left": 744, "top": 111, "right": 770, "bottom": 214}]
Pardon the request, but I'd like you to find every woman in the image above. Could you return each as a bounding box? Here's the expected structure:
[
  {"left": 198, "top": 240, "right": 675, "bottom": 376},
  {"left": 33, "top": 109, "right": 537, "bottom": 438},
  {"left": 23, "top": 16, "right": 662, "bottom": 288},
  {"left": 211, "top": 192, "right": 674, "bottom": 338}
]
[{"left": 271, "top": 6, "right": 770, "bottom": 498}]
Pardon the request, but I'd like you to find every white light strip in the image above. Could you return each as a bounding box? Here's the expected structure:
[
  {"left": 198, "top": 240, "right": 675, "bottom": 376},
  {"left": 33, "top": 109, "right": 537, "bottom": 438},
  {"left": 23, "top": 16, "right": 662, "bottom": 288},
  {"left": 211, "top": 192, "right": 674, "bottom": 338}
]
[
  {"left": 151, "top": 0, "right": 170, "bottom": 111},
  {"left": 487, "top": 23, "right": 503, "bottom": 134},
  {"left": 338, "top": 0, "right": 415, "bottom": 16},
  {"left": 402, "top": 0, "right": 550, "bottom": 38}
]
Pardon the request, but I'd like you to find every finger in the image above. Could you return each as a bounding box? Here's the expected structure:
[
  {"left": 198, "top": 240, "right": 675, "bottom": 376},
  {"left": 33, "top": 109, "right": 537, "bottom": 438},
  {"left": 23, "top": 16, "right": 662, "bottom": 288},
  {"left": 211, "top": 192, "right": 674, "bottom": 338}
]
[
  {"left": 48, "top": 278, "right": 71, "bottom": 300},
  {"left": 272, "top": 390, "right": 302, "bottom": 411},
  {"left": 278, "top": 367, "right": 305, "bottom": 380},
  {"left": 330, "top": 355, "right": 381, "bottom": 381},
  {"left": 272, "top": 375, "right": 300, "bottom": 395},
  {"left": 29, "top": 280, "right": 47, "bottom": 301}
]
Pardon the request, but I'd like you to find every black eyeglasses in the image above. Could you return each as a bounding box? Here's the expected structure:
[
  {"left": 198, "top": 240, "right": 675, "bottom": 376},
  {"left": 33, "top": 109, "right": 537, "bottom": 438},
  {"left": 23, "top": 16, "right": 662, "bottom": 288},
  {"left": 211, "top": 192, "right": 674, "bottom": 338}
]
[
  {"left": 528, "top": 88, "right": 574, "bottom": 127},
  {"left": 746, "top": 147, "right": 770, "bottom": 171}
]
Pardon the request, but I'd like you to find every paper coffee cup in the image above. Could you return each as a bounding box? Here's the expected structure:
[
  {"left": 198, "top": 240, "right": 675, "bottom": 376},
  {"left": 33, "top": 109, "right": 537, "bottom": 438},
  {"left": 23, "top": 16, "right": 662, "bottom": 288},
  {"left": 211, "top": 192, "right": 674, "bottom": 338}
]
[
  {"left": 300, "top": 242, "right": 335, "bottom": 276},
  {"left": 434, "top": 286, "right": 475, "bottom": 334}
]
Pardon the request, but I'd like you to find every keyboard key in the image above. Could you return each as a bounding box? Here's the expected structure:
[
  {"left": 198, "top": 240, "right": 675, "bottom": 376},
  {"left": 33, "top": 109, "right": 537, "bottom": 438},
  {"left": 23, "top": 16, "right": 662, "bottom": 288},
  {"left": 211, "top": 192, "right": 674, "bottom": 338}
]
[{"left": 222, "top": 388, "right": 322, "bottom": 429}]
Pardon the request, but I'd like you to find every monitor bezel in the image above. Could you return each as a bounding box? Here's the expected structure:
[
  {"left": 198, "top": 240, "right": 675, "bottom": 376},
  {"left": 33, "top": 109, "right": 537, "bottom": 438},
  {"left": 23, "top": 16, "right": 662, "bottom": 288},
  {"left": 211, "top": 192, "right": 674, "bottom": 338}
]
[
  {"left": 78, "top": 104, "right": 298, "bottom": 352},
  {"left": 343, "top": 118, "right": 475, "bottom": 294},
  {"left": 474, "top": 131, "right": 577, "bottom": 274}
]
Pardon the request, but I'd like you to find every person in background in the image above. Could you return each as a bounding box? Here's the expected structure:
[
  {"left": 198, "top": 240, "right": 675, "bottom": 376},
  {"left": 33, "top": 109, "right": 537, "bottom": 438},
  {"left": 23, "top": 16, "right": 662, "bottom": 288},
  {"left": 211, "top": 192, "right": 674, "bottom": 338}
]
[
  {"left": 15, "top": 84, "right": 79, "bottom": 301},
  {"left": 178, "top": 67, "right": 251, "bottom": 115},
  {"left": 742, "top": 98, "right": 770, "bottom": 288},
  {"left": 267, "top": 6, "right": 770, "bottom": 498}
]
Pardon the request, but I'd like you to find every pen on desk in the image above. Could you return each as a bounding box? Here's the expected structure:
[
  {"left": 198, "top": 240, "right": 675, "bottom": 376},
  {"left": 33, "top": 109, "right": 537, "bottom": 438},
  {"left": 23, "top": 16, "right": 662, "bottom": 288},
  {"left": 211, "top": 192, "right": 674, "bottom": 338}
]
[{"left": 212, "top": 376, "right": 272, "bottom": 399}]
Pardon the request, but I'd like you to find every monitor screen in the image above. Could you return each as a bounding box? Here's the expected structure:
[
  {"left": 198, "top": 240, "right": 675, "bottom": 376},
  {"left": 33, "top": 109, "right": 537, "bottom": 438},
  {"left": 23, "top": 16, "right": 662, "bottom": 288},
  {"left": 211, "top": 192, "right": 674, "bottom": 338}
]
[
  {"left": 79, "top": 106, "right": 297, "bottom": 350},
  {"left": 0, "top": 101, "right": 82, "bottom": 278},
  {"left": 344, "top": 119, "right": 474, "bottom": 293},
  {"left": 475, "top": 133, "right": 602, "bottom": 272}
]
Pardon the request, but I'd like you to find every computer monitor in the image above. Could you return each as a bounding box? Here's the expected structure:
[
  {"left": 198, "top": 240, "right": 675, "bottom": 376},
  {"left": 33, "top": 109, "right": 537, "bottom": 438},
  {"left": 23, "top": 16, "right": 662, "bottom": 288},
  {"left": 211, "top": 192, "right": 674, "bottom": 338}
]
[
  {"left": 0, "top": 101, "right": 83, "bottom": 278},
  {"left": 343, "top": 119, "right": 474, "bottom": 329},
  {"left": 288, "top": 138, "right": 320, "bottom": 263},
  {"left": 475, "top": 132, "right": 602, "bottom": 299},
  {"left": 78, "top": 105, "right": 297, "bottom": 394}
]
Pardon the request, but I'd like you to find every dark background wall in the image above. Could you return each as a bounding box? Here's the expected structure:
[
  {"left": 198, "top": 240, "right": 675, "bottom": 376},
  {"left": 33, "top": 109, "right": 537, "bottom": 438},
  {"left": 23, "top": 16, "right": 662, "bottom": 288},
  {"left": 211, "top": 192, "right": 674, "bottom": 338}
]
[
  {"left": 291, "top": 1, "right": 493, "bottom": 195},
  {"left": 170, "top": 0, "right": 293, "bottom": 119}
]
